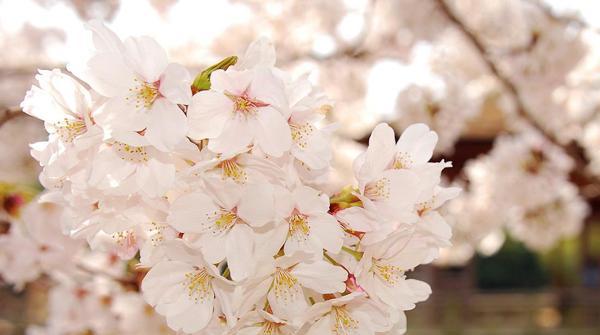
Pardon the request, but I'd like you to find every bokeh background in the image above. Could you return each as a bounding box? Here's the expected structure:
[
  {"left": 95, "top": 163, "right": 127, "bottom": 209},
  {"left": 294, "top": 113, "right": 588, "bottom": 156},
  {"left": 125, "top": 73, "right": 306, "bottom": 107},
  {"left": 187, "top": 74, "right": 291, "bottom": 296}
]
[{"left": 1, "top": 0, "right": 600, "bottom": 334}]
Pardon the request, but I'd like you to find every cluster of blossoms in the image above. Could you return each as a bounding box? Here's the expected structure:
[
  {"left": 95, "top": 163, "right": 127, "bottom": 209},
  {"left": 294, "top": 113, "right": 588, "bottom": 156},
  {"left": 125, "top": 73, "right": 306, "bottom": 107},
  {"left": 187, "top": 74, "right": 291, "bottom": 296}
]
[
  {"left": 454, "top": 131, "right": 588, "bottom": 254},
  {"left": 27, "top": 276, "right": 173, "bottom": 335},
  {"left": 18, "top": 21, "right": 458, "bottom": 334},
  {"left": 389, "top": 36, "right": 491, "bottom": 154},
  {"left": 436, "top": 189, "right": 506, "bottom": 266},
  {"left": 0, "top": 193, "right": 172, "bottom": 335},
  {"left": 0, "top": 197, "right": 82, "bottom": 289}
]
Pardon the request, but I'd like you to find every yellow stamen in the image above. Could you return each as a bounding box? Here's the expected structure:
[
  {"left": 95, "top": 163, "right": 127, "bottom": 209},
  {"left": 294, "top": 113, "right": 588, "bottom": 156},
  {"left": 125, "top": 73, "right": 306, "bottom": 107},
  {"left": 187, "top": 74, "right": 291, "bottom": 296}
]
[
  {"left": 290, "top": 123, "right": 315, "bottom": 149},
  {"left": 219, "top": 158, "right": 247, "bottom": 183},
  {"left": 332, "top": 306, "right": 359, "bottom": 334},
  {"left": 114, "top": 142, "right": 149, "bottom": 163},
  {"left": 183, "top": 268, "right": 213, "bottom": 303},
  {"left": 206, "top": 210, "right": 238, "bottom": 235},
  {"left": 288, "top": 213, "right": 311, "bottom": 241},
  {"left": 272, "top": 269, "right": 300, "bottom": 302},
  {"left": 371, "top": 260, "right": 404, "bottom": 285},
  {"left": 55, "top": 118, "right": 86, "bottom": 143},
  {"left": 364, "top": 177, "right": 390, "bottom": 200},
  {"left": 392, "top": 152, "right": 413, "bottom": 169},
  {"left": 261, "top": 321, "right": 283, "bottom": 335},
  {"left": 127, "top": 78, "right": 159, "bottom": 109}
]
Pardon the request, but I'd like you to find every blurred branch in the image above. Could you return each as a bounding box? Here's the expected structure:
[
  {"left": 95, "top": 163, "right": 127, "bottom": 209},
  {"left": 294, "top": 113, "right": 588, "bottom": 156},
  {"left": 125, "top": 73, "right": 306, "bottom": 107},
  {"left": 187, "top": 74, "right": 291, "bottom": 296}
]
[
  {"left": 0, "top": 109, "right": 23, "bottom": 128},
  {"left": 434, "top": 0, "right": 558, "bottom": 143},
  {"left": 434, "top": 0, "right": 600, "bottom": 198}
]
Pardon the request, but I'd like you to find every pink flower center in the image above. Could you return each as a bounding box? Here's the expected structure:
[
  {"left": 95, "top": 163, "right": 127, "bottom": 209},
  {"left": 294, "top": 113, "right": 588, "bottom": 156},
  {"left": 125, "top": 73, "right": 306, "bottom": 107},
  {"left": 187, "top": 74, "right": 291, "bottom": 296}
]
[
  {"left": 128, "top": 79, "right": 160, "bottom": 109},
  {"left": 225, "top": 91, "right": 269, "bottom": 115}
]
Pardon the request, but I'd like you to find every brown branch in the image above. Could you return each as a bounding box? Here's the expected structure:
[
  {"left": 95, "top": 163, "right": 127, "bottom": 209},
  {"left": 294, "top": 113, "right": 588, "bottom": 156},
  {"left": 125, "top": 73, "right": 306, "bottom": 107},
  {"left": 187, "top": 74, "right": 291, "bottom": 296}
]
[
  {"left": 434, "top": 0, "right": 599, "bottom": 198},
  {"left": 0, "top": 109, "right": 23, "bottom": 128}
]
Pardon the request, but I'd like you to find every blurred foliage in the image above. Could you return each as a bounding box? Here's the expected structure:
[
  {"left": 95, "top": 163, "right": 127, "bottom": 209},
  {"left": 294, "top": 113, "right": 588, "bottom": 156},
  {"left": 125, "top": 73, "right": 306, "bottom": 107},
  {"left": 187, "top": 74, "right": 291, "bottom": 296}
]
[
  {"left": 588, "top": 223, "right": 600, "bottom": 258},
  {"left": 476, "top": 236, "right": 549, "bottom": 289},
  {"left": 541, "top": 236, "right": 582, "bottom": 287}
]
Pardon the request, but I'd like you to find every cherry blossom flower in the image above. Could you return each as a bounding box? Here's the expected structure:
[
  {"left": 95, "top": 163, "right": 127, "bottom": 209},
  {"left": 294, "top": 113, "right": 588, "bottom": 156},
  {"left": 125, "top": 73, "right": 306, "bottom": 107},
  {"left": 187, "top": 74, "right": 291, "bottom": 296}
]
[
  {"left": 187, "top": 67, "right": 291, "bottom": 157},
  {"left": 300, "top": 293, "right": 397, "bottom": 335},
  {"left": 141, "top": 241, "right": 235, "bottom": 334},
  {"left": 274, "top": 185, "right": 344, "bottom": 256},
  {"left": 240, "top": 252, "right": 348, "bottom": 321},
  {"left": 68, "top": 21, "right": 192, "bottom": 152},
  {"left": 167, "top": 180, "right": 279, "bottom": 281}
]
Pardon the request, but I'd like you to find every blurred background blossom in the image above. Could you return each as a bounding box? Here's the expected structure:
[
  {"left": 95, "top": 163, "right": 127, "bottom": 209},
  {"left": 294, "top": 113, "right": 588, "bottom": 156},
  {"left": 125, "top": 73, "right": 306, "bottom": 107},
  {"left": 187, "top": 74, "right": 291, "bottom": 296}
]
[{"left": 1, "top": 0, "right": 600, "bottom": 334}]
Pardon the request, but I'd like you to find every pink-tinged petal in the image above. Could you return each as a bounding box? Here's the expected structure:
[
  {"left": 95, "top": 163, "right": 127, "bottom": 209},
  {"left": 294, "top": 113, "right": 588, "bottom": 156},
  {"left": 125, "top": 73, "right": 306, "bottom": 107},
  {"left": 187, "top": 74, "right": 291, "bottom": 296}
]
[
  {"left": 145, "top": 99, "right": 188, "bottom": 152},
  {"left": 431, "top": 186, "right": 461, "bottom": 209},
  {"left": 305, "top": 316, "right": 331, "bottom": 335},
  {"left": 226, "top": 224, "right": 255, "bottom": 281},
  {"left": 335, "top": 207, "right": 378, "bottom": 233},
  {"left": 291, "top": 128, "right": 331, "bottom": 170},
  {"left": 292, "top": 261, "right": 347, "bottom": 293},
  {"left": 88, "top": 149, "right": 135, "bottom": 187},
  {"left": 168, "top": 192, "right": 219, "bottom": 234},
  {"left": 405, "top": 279, "right": 432, "bottom": 302},
  {"left": 284, "top": 229, "right": 318, "bottom": 257},
  {"left": 386, "top": 243, "right": 432, "bottom": 270},
  {"left": 21, "top": 86, "right": 69, "bottom": 123},
  {"left": 212, "top": 280, "right": 237, "bottom": 325},
  {"left": 187, "top": 91, "right": 233, "bottom": 140},
  {"left": 293, "top": 185, "right": 329, "bottom": 215},
  {"left": 235, "top": 37, "right": 276, "bottom": 70},
  {"left": 267, "top": 273, "right": 307, "bottom": 320},
  {"left": 376, "top": 278, "right": 431, "bottom": 311},
  {"left": 198, "top": 233, "right": 227, "bottom": 264},
  {"left": 210, "top": 69, "right": 254, "bottom": 94},
  {"left": 85, "top": 20, "right": 124, "bottom": 54},
  {"left": 202, "top": 177, "right": 243, "bottom": 211},
  {"left": 95, "top": 98, "right": 148, "bottom": 133},
  {"left": 256, "top": 222, "right": 288, "bottom": 259},
  {"left": 30, "top": 141, "right": 51, "bottom": 165},
  {"left": 141, "top": 260, "right": 191, "bottom": 305},
  {"left": 208, "top": 116, "right": 254, "bottom": 156},
  {"left": 371, "top": 169, "right": 420, "bottom": 222},
  {"left": 34, "top": 69, "right": 92, "bottom": 118},
  {"left": 166, "top": 299, "right": 213, "bottom": 334},
  {"left": 351, "top": 302, "right": 393, "bottom": 333},
  {"left": 237, "top": 184, "right": 275, "bottom": 227},
  {"left": 273, "top": 186, "right": 295, "bottom": 218},
  {"left": 253, "top": 106, "right": 292, "bottom": 157},
  {"left": 419, "top": 211, "right": 452, "bottom": 244},
  {"left": 143, "top": 158, "right": 175, "bottom": 197},
  {"left": 309, "top": 214, "right": 343, "bottom": 254},
  {"left": 80, "top": 53, "right": 136, "bottom": 97},
  {"left": 248, "top": 68, "right": 288, "bottom": 110},
  {"left": 159, "top": 63, "right": 192, "bottom": 105},
  {"left": 110, "top": 130, "right": 150, "bottom": 147},
  {"left": 123, "top": 36, "right": 168, "bottom": 82},
  {"left": 356, "top": 123, "right": 396, "bottom": 190},
  {"left": 396, "top": 123, "right": 438, "bottom": 166},
  {"left": 73, "top": 125, "right": 103, "bottom": 150}
]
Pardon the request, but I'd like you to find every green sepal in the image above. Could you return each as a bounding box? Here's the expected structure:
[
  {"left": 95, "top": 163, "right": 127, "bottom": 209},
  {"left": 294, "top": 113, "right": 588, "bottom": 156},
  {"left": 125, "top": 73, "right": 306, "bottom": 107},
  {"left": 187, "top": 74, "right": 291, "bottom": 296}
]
[{"left": 191, "top": 56, "right": 238, "bottom": 93}]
